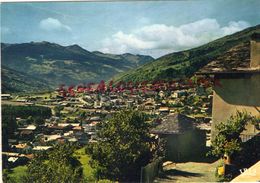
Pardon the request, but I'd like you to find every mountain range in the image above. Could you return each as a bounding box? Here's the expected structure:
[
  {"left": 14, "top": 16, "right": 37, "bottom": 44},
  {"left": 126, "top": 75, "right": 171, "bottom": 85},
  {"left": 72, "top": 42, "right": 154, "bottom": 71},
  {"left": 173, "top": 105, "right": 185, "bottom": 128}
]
[
  {"left": 1, "top": 24, "right": 260, "bottom": 93},
  {"left": 1, "top": 42, "right": 154, "bottom": 93}
]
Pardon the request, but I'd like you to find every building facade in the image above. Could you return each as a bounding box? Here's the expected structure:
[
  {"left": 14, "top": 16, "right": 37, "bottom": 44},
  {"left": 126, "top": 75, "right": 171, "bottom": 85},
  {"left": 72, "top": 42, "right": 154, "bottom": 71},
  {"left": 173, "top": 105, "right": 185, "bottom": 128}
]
[{"left": 198, "top": 33, "right": 260, "bottom": 140}]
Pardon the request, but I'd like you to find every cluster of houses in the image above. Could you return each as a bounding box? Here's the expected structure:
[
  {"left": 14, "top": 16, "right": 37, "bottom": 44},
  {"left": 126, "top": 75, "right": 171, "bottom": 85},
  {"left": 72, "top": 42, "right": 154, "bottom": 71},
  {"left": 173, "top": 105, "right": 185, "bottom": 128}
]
[
  {"left": 2, "top": 80, "right": 213, "bottom": 169},
  {"left": 4, "top": 120, "right": 91, "bottom": 168}
]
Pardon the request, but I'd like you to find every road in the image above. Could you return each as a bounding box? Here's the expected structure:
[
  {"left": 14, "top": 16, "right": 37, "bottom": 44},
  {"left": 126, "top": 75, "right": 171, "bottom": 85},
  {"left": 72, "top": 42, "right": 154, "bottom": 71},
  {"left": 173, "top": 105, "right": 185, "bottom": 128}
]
[{"left": 155, "top": 160, "right": 220, "bottom": 183}]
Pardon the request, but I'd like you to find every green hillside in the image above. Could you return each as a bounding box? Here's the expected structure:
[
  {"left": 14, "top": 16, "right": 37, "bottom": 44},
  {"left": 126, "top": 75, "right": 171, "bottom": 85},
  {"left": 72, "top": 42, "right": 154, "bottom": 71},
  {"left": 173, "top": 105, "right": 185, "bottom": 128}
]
[
  {"left": 1, "top": 66, "right": 51, "bottom": 93},
  {"left": 1, "top": 42, "right": 154, "bottom": 93},
  {"left": 114, "top": 24, "right": 260, "bottom": 82}
]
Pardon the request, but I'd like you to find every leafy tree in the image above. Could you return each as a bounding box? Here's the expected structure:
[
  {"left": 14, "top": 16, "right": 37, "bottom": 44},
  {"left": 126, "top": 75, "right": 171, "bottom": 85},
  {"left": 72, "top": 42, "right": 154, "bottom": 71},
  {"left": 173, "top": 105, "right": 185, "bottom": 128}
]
[
  {"left": 86, "top": 109, "right": 155, "bottom": 182},
  {"left": 2, "top": 115, "right": 17, "bottom": 151},
  {"left": 53, "top": 105, "right": 64, "bottom": 117},
  {"left": 26, "top": 116, "right": 34, "bottom": 124},
  {"left": 2, "top": 105, "right": 51, "bottom": 119},
  {"left": 2, "top": 169, "right": 16, "bottom": 183},
  {"left": 210, "top": 111, "right": 259, "bottom": 158},
  {"left": 22, "top": 144, "right": 83, "bottom": 183},
  {"left": 33, "top": 116, "right": 45, "bottom": 126}
]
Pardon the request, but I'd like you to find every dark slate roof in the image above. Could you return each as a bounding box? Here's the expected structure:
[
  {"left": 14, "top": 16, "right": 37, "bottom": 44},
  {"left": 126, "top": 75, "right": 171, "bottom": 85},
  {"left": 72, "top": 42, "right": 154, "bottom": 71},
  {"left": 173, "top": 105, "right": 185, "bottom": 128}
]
[
  {"left": 197, "top": 36, "right": 260, "bottom": 74},
  {"left": 197, "top": 42, "right": 253, "bottom": 74},
  {"left": 151, "top": 113, "right": 194, "bottom": 135}
]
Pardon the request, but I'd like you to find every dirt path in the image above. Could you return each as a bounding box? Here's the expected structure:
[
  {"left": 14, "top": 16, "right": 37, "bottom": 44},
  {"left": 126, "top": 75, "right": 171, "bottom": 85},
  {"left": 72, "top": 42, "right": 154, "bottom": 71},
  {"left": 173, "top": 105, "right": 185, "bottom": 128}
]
[{"left": 155, "top": 160, "right": 220, "bottom": 183}]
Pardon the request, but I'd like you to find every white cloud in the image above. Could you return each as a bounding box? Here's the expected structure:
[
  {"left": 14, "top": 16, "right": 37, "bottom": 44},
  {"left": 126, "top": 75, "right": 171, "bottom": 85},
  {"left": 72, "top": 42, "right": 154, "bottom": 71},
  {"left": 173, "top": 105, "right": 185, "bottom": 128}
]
[
  {"left": 39, "top": 17, "right": 71, "bottom": 32},
  {"left": 221, "top": 21, "right": 250, "bottom": 35},
  {"left": 100, "top": 18, "right": 250, "bottom": 58}
]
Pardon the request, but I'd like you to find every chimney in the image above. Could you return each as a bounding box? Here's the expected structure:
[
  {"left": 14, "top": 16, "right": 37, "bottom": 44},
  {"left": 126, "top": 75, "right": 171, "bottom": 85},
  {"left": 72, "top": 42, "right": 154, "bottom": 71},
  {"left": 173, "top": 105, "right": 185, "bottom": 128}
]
[{"left": 250, "top": 33, "right": 260, "bottom": 68}]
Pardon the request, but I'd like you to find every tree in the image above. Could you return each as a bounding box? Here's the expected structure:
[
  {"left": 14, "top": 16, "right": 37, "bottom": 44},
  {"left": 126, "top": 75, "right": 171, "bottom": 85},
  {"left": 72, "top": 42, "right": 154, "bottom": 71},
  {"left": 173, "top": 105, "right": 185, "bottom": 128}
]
[
  {"left": 79, "top": 111, "right": 87, "bottom": 119},
  {"left": 210, "top": 111, "right": 259, "bottom": 158},
  {"left": 33, "top": 116, "right": 45, "bottom": 126},
  {"left": 3, "top": 169, "right": 16, "bottom": 183},
  {"left": 23, "top": 144, "right": 83, "bottom": 183},
  {"left": 2, "top": 105, "right": 51, "bottom": 119},
  {"left": 86, "top": 109, "right": 155, "bottom": 182},
  {"left": 26, "top": 116, "right": 34, "bottom": 124},
  {"left": 2, "top": 115, "right": 17, "bottom": 151},
  {"left": 53, "top": 105, "right": 64, "bottom": 117}
]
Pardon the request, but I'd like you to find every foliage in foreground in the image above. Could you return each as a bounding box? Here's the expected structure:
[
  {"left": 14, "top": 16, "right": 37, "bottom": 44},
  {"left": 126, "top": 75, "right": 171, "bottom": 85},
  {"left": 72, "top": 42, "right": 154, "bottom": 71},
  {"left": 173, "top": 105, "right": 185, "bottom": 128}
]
[
  {"left": 210, "top": 111, "right": 259, "bottom": 157},
  {"left": 86, "top": 109, "right": 158, "bottom": 182},
  {"left": 22, "top": 144, "right": 83, "bottom": 183}
]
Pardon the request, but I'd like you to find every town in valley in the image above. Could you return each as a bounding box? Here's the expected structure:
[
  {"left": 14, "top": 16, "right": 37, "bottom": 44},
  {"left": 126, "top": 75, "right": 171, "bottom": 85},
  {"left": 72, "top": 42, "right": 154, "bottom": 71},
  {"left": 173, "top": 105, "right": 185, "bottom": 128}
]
[{"left": 1, "top": 1, "right": 260, "bottom": 182}]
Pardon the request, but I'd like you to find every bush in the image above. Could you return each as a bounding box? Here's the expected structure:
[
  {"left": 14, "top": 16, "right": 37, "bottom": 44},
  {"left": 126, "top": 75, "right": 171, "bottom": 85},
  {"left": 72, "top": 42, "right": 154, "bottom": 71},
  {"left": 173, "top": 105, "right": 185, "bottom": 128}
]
[{"left": 210, "top": 111, "right": 259, "bottom": 158}]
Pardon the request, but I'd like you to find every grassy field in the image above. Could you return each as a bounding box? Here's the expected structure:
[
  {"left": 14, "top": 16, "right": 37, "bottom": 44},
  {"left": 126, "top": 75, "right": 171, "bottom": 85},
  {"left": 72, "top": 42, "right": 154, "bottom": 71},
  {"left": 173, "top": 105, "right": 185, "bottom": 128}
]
[
  {"left": 74, "top": 147, "right": 96, "bottom": 181},
  {"left": 6, "top": 147, "right": 94, "bottom": 182},
  {"left": 8, "top": 165, "right": 27, "bottom": 182}
]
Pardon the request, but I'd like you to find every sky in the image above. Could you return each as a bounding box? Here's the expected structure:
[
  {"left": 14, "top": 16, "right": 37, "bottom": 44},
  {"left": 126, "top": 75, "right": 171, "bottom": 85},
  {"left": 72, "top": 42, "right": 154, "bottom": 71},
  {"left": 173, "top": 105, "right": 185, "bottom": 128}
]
[{"left": 1, "top": 0, "right": 260, "bottom": 58}]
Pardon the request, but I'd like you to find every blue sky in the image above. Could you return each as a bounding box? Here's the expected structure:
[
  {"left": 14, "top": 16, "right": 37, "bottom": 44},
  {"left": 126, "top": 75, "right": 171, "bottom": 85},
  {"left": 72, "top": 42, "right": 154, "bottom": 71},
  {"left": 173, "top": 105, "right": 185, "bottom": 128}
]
[{"left": 1, "top": 0, "right": 260, "bottom": 58}]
